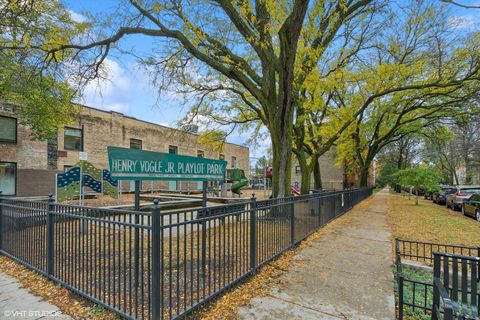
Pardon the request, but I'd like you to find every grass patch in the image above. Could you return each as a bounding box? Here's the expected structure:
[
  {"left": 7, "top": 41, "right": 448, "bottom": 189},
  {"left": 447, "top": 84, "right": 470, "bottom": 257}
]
[
  {"left": 386, "top": 192, "right": 480, "bottom": 246},
  {"left": 388, "top": 191, "right": 480, "bottom": 319},
  {"left": 394, "top": 265, "right": 433, "bottom": 320}
]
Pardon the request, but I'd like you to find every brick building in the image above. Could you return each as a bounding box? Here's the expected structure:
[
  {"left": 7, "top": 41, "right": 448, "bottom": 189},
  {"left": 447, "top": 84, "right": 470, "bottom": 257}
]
[
  {"left": 290, "top": 149, "right": 345, "bottom": 191},
  {"left": 0, "top": 103, "right": 249, "bottom": 197}
]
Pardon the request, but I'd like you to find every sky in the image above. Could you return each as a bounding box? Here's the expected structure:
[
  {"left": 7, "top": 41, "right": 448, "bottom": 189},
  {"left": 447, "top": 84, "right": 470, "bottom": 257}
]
[
  {"left": 61, "top": 0, "right": 480, "bottom": 160},
  {"left": 63, "top": 0, "right": 268, "bottom": 160}
]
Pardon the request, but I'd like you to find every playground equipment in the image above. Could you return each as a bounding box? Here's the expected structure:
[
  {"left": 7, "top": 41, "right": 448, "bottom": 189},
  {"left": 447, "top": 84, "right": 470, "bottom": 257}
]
[
  {"left": 227, "top": 168, "right": 248, "bottom": 195},
  {"left": 266, "top": 166, "right": 301, "bottom": 196},
  {"left": 290, "top": 184, "right": 301, "bottom": 195},
  {"left": 56, "top": 160, "right": 118, "bottom": 203}
]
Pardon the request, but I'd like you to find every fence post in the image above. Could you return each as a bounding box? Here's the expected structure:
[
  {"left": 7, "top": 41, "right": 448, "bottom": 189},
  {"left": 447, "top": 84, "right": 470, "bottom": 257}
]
[
  {"left": 201, "top": 209, "right": 208, "bottom": 280},
  {"left": 432, "top": 253, "right": 441, "bottom": 320},
  {"left": 250, "top": 194, "right": 257, "bottom": 271},
  {"left": 0, "top": 191, "right": 3, "bottom": 251},
  {"left": 443, "top": 304, "right": 453, "bottom": 320},
  {"left": 151, "top": 199, "right": 161, "bottom": 320},
  {"left": 290, "top": 198, "right": 295, "bottom": 245},
  {"left": 477, "top": 247, "right": 480, "bottom": 283},
  {"left": 134, "top": 180, "right": 140, "bottom": 288},
  {"left": 398, "top": 274, "right": 404, "bottom": 320},
  {"left": 46, "top": 194, "right": 55, "bottom": 277}
]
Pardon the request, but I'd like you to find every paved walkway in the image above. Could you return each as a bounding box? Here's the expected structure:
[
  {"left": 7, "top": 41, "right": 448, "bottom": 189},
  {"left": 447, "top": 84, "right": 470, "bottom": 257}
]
[
  {"left": 237, "top": 189, "right": 395, "bottom": 320},
  {"left": 0, "top": 273, "right": 71, "bottom": 320}
]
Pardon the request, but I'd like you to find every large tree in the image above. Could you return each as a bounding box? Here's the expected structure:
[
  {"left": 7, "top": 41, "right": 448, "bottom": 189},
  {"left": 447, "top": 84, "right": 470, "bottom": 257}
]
[
  {"left": 0, "top": 0, "right": 85, "bottom": 139},
  {"left": 452, "top": 115, "right": 480, "bottom": 184},
  {"left": 19, "top": 0, "right": 377, "bottom": 196},
  {"left": 334, "top": 0, "right": 480, "bottom": 186},
  {"left": 421, "top": 126, "right": 460, "bottom": 184}
]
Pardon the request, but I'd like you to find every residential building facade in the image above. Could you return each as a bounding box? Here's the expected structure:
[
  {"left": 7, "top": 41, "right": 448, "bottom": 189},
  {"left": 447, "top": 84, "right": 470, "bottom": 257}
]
[
  {"left": 0, "top": 104, "right": 249, "bottom": 196},
  {"left": 291, "top": 149, "right": 345, "bottom": 191}
]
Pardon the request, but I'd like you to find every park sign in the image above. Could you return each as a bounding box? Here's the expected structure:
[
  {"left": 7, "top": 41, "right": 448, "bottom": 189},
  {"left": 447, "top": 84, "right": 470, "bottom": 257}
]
[{"left": 107, "top": 146, "right": 227, "bottom": 181}]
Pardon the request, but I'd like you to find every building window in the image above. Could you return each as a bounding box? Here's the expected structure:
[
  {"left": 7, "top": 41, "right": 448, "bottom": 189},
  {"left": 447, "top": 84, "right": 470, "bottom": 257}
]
[
  {"left": 0, "top": 116, "right": 17, "bottom": 143},
  {"left": 231, "top": 156, "right": 237, "bottom": 168},
  {"left": 130, "top": 138, "right": 142, "bottom": 150},
  {"left": 0, "top": 162, "right": 16, "bottom": 196},
  {"left": 219, "top": 154, "right": 225, "bottom": 160},
  {"left": 169, "top": 145, "right": 178, "bottom": 154},
  {"left": 64, "top": 127, "right": 83, "bottom": 151},
  {"left": 197, "top": 150, "right": 204, "bottom": 158},
  {"left": 295, "top": 166, "right": 301, "bottom": 175}
]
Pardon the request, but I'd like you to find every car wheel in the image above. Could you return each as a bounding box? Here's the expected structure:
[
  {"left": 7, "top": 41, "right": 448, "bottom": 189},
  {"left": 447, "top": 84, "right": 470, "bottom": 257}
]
[
  {"left": 446, "top": 201, "right": 450, "bottom": 209},
  {"left": 476, "top": 210, "right": 480, "bottom": 222}
]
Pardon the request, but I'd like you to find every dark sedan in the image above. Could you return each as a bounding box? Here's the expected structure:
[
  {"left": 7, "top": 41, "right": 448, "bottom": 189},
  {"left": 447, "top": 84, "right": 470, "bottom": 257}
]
[
  {"left": 461, "top": 194, "right": 480, "bottom": 222},
  {"left": 432, "top": 186, "right": 454, "bottom": 205}
]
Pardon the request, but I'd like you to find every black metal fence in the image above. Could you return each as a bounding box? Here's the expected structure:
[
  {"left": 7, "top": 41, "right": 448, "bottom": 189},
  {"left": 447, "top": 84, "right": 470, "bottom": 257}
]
[
  {"left": 395, "top": 239, "right": 480, "bottom": 320},
  {"left": 432, "top": 252, "right": 479, "bottom": 320},
  {"left": 0, "top": 188, "right": 372, "bottom": 319},
  {"left": 396, "top": 239, "right": 480, "bottom": 265}
]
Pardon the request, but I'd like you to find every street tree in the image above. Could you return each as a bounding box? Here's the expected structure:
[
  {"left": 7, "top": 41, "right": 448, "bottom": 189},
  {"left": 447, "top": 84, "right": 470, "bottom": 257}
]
[
  {"left": 421, "top": 126, "right": 460, "bottom": 184},
  {"left": 377, "top": 137, "right": 420, "bottom": 171},
  {"left": 376, "top": 160, "right": 399, "bottom": 188},
  {"left": 334, "top": 1, "right": 480, "bottom": 186},
  {"left": 291, "top": 0, "right": 480, "bottom": 193},
  {"left": 395, "top": 166, "right": 440, "bottom": 205},
  {"left": 451, "top": 115, "right": 480, "bottom": 184},
  {"left": 18, "top": 0, "right": 378, "bottom": 197}
]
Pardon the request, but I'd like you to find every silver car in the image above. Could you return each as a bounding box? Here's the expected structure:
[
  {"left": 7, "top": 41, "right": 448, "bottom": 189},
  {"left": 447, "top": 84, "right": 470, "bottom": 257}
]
[{"left": 446, "top": 186, "right": 480, "bottom": 211}]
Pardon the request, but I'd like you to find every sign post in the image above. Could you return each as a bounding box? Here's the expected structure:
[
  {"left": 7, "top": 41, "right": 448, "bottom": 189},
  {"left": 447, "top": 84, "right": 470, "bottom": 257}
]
[{"left": 134, "top": 180, "right": 140, "bottom": 288}]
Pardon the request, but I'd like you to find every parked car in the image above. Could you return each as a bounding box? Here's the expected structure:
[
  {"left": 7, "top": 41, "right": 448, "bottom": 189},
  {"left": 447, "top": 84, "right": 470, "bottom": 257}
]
[
  {"left": 445, "top": 186, "right": 480, "bottom": 211},
  {"left": 432, "top": 186, "right": 455, "bottom": 205},
  {"left": 251, "top": 183, "right": 265, "bottom": 189},
  {"left": 413, "top": 188, "right": 425, "bottom": 196},
  {"left": 461, "top": 194, "right": 480, "bottom": 222}
]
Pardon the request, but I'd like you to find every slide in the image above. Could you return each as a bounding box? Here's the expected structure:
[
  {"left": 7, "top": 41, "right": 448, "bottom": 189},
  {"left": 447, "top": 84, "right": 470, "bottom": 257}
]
[
  {"left": 290, "top": 184, "right": 301, "bottom": 195},
  {"left": 227, "top": 169, "right": 248, "bottom": 195}
]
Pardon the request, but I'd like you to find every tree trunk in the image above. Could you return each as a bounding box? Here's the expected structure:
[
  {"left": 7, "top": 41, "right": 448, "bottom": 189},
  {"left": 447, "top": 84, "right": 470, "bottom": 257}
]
[
  {"left": 313, "top": 157, "right": 322, "bottom": 190},
  {"left": 453, "top": 169, "right": 460, "bottom": 185},
  {"left": 294, "top": 152, "right": 312, "bottom": 195},
  {"left": 300, "top": 165, "right": 312, "bottom": 194},
  {"left": 272, "top": 0, "right": 308, "bottom": 198},
  {"left": 359, "top": 165, "right": 370, "bottom": 187},
  {"left": 465, "top": 159, "right": 470, "bottom": 184},
  {"left": 271, "top": 128, "right": 292, "bottom": 197}
]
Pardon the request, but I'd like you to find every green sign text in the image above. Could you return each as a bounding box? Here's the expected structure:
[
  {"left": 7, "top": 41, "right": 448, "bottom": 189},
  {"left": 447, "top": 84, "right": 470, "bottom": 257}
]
[{"left": 107, "top": 146, "right": 227, "bottom": 181}]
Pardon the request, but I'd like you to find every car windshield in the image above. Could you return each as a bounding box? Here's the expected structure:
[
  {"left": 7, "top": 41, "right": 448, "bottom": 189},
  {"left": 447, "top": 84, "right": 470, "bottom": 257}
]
[{"left": 441, "top": 188, "right": 453, "bottom": 194}]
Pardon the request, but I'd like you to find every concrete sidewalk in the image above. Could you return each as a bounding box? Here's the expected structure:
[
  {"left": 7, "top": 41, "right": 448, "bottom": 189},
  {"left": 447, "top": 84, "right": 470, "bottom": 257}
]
[
  {"left": 237, "top": 189, "right": 395, "bottom": 320},
  {"left": 0, "top": 273, "right": 71, "bottom": 320}
]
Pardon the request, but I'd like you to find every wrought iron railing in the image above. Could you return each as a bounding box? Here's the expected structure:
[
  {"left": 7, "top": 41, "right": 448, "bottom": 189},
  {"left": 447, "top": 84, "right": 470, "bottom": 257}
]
[
  {"left": 0, "top": 188, "right": 373, "bottom": 319},
  {"left": 395, "top": 239, "right": 480, "bottom": 320}
]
